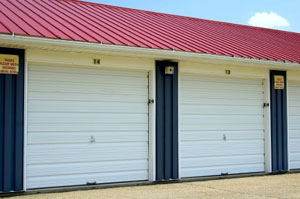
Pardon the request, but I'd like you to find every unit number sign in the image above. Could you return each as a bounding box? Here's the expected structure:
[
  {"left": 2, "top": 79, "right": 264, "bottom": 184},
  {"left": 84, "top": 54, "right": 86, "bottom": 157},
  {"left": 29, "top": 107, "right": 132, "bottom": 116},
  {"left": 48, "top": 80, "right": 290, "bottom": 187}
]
[
  {"left": 0, "top": 54, "right": 19, "bottom": 75},
  {"left": 274, "top": 75, "right": 284, "bottom": 90}
]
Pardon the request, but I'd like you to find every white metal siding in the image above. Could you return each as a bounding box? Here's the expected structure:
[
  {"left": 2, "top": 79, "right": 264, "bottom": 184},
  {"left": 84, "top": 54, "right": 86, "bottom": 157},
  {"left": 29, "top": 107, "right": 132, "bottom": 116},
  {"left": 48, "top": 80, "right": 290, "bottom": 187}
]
[
  {"left": 288, "top": 81, "right": 300, "bottom": 170},
  {"left": 180, "top": 74, "right": 265, "bottom": 178},
  {"left": 27, "top": 65, "right": 149, "bottom": 189}
]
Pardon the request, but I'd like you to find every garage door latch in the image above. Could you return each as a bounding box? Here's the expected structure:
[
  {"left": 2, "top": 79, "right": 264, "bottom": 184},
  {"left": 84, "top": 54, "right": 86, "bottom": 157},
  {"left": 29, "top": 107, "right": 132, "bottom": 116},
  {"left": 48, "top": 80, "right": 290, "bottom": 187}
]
[
  {"left": 148, "top": 99, "right": 155, "bottom": 104},
  {"left": 263, "top": 103, "right": 270, "bottom": 108}
]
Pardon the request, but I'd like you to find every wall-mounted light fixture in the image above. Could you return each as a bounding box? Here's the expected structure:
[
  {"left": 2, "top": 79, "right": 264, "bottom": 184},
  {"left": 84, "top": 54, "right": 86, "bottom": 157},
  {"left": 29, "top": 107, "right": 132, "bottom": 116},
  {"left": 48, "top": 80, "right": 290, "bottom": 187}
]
[{"left": 165, "top": 66, "right": 175, "bottom": 75}]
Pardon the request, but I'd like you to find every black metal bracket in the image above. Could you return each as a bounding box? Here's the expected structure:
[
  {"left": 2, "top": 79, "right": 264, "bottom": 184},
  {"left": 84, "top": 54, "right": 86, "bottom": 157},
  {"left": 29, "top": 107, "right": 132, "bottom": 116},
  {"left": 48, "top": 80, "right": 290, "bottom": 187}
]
[
  {"left": 148, "top": 99, "right": 155, "bottom": 104},
  {"left": 264, "top": 103, "right": 270, "bottom": 108}
]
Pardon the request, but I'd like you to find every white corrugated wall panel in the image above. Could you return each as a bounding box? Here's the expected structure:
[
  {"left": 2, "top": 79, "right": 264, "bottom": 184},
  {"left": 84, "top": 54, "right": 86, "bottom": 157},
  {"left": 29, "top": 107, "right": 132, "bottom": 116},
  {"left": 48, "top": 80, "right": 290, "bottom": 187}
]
[
  {"left": 180, "top": 74, "right": 265, "bottom": 178},
  {"left": 288, "top": 81, "right": 300, "bottom": 170},
  {"left": 27, "top": 65, "right": 149, "bottom": 189}
]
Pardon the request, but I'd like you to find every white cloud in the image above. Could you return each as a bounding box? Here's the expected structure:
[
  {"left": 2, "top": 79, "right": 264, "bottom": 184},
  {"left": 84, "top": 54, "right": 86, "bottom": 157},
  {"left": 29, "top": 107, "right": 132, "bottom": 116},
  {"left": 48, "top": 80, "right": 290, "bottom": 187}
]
[{"left": 248, "top": 12, "right": 290, "bottom": 29}]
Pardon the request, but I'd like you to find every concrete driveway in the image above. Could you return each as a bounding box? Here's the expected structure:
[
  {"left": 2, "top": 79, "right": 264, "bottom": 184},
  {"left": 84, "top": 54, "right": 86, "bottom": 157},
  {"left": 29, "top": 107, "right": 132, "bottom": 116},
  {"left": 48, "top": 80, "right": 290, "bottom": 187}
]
[{"left": 4, "top": 173, "right": 300, "bottom": 199}]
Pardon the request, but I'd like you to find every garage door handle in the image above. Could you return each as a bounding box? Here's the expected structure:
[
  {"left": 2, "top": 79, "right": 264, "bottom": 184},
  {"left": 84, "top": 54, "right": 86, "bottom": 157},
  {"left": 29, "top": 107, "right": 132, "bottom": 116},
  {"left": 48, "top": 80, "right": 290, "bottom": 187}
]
[
  {"left": 223, "top": 134, "right": 227, "bottom": 141},
  {"left": 263, "top": 103, "right": 270, "bottom": 108},
  {"left": 90, "top": 136, "right": 96, "bottom": 143}
]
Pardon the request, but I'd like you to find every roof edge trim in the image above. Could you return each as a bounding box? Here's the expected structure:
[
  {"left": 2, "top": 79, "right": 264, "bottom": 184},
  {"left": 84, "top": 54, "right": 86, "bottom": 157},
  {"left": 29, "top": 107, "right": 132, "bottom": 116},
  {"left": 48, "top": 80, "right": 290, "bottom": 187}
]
[{"left": 1, "top": 34, "right": 300, "bottom": 69}]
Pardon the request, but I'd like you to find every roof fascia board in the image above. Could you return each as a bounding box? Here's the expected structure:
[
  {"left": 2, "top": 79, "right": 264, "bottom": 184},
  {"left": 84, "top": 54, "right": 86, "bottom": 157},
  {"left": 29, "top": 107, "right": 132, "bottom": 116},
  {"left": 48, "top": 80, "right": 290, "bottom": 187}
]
[{"left": 0, "top": 34, "right": 300, "bottom": 70}]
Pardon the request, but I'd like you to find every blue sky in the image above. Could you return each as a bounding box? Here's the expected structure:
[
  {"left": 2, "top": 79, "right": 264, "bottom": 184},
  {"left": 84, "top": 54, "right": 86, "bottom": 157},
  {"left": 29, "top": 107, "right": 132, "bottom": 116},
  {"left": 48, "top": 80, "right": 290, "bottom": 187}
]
[{"left": 86, "top": 0, "right": 300, "bottom": 33}]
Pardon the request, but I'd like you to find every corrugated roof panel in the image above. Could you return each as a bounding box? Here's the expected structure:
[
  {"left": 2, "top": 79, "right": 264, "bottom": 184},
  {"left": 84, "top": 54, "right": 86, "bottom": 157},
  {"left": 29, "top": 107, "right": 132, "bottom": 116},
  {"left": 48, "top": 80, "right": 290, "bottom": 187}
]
[
  {"left": 0, "top": 0, "right": 300, "bottom": 64},
  {"left": 64, "top": 0, "right": 151, "bottom": 46},
  {"left": 70, "top": 2, "right": 158, "bottom": 48},
  {"left": 2, "top": 0, "right": 56, "bottom": 38},
  {"left": 15, "top": 0, "right": 82, "bottom": 40},
  {"left": 10, "top": 0, "right": 68, "bottom": 39},
  {"left": 112, "top": 7, "right": 217, "bottom": 53},
  {"left": 86, "top": 4, "right": 181, "bottom": 50},
  {"left": 0, "top": 22, "right": 9, "bottom": 33},
  {"left": 35, "top": 0, "right": 101, "bottom": 43},
  {"left": 49, "top": 0, "right": 125, "bottom": 45},
  {"left": 0, "top": 8, "right": 27, "bottom": 35},
  {"left": 0, "top": 1, "right": 41, "bottom": 36},
  {"left": 27, "top": 0, "right": 92, "bottom": 41}
]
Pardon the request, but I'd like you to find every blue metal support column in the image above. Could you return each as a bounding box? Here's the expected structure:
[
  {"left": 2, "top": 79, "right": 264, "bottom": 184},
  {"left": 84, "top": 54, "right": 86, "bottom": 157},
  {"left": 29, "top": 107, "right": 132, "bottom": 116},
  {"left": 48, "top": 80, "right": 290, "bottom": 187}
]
[
  {"left": 0, "top": 47, "right": 25, "bottom": 193},
  {"left": 270, "top": 70, "right": 288, "bottom": 172},
  {"left": 156, "top": 61, "right": 178, "bottom": 181}
]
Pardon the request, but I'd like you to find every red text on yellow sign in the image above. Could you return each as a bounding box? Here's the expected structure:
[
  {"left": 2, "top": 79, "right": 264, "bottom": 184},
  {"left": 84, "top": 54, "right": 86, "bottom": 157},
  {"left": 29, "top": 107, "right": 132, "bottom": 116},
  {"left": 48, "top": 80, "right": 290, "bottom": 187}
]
[
  {"left": 274, "top": 75, "right": 284, "bottom": 90},
  {"left": 0, "top": 54, "right": 19, "bottom": 75}
]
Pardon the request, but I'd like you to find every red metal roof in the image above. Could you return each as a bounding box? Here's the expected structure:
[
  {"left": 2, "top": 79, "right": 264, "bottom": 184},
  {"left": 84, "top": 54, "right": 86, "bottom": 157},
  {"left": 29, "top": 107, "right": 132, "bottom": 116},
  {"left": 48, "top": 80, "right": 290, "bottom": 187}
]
[{"left": 1, "top": 0, "right": 300, "bottom": 63}]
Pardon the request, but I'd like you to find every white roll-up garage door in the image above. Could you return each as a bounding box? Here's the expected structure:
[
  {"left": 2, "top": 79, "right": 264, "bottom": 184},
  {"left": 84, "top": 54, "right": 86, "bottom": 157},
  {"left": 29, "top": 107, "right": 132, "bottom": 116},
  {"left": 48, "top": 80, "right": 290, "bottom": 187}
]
[
  {"left": 27, "top": 65, "right": 149, "bottom": 189},
  {"left": 288, "top": 81, "right": 300, "bottom": 170},
  {"left": 180, "top": 74, "right": 265, "bottom": 178}
]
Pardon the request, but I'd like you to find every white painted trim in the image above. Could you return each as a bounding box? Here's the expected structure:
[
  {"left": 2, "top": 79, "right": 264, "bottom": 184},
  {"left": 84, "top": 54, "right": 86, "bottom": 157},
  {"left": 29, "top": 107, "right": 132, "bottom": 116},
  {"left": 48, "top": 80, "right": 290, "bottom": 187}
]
[
  {"left": 286, "top": 71, "right": 300, "bottom": 81},
  {"left": 23, "top": 50, "right": 28, "bottom": 191},
  {"left": 263, "top": 77, "right": 272, "bottom": 173},
  {"left": 26, "top": 49, "right": 154, "bottom": 72},
  {"left": 180, "top": 62, "right": 268, "bottom": 79},
  {"left": 177, "top": 63, "right": 182, "bottom": 179},
  {"left": 1, "top": 34, "right": 300, "bottom": 70},
  {"left": 148, "top": 69, "right": 156, "bottom": 181}
]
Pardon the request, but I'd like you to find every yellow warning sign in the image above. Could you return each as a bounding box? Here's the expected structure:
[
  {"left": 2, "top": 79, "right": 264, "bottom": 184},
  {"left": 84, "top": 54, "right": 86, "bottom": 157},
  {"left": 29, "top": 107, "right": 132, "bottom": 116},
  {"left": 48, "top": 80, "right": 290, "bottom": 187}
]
[
  {"left": 274, "top": 75, "right": 284, "bottom": 90},
  {"left": 0, "top": 54, "right": 19, "bottom": 75}
]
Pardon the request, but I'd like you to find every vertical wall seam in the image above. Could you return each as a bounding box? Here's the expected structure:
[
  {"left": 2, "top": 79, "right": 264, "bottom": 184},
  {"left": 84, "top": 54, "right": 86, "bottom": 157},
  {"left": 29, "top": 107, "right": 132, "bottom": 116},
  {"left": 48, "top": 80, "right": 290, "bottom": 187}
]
[{"left": 4, "top": 75, "right": 13, "bottom": 191}]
